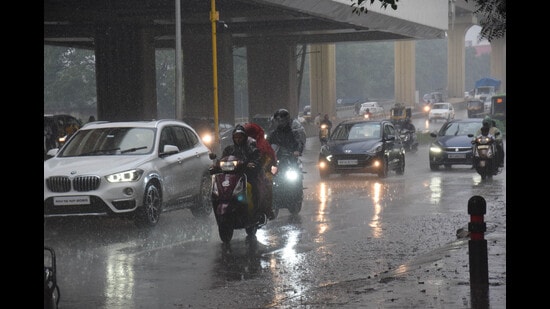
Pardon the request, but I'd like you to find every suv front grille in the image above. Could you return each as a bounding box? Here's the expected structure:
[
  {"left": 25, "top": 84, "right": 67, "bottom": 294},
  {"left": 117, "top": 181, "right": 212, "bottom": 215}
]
[{"left": 46, "top": 176, "right": 101, "bottom": 192}]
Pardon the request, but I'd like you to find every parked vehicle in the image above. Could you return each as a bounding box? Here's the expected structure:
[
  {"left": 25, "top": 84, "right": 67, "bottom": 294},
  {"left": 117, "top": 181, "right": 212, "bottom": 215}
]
[
  {"left": 44, "top": 114, "right": 83, "bottom": 160},
  {"left": 44, "top": 246, "right": 59, "bottom": 309},
  {"left": 271, "top": 145, "right": 304, "bottom": 217},
  {"left": 469, "top": 131, "right": 501, "bottom": 180},
  {"left": 428, "top": 118, "right": 483, "bottom": 170},
  {"left": 318, "top": 119, "right": 405, "bottom": 178},
  {"left": 44, "top": 119, "right": 213, "bottom": 228},
  {"left": 209, "top": 153, "right": 267, "bottom": 242},
  {"left": 428, "top": 102, "right": 455, "bottom": 122}
]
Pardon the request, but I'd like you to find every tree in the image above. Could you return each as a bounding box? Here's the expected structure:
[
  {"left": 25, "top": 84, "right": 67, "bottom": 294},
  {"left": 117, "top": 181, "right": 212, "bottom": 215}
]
[{"left": 350, "top": 0, "right": 505, "bottom": 42}]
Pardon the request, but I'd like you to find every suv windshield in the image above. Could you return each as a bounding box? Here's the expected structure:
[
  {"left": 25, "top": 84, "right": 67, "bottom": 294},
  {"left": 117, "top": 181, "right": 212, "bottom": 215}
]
[{"left": 60, "top": 127, "right": 155, "bottom": 157}]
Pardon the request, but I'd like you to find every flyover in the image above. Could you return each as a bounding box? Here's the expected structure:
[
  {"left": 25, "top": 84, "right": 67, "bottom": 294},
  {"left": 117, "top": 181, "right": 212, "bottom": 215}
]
[{"left": 44, "top": 0, "right": 500, "bottom": 124}]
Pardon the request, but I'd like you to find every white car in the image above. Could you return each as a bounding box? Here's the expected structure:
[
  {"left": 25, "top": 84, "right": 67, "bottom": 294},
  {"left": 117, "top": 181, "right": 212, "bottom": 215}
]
[
  {"left": 44, "top": 119, "right": 213, "bottom": 228},
  {"left": 428, "top": 102, "right": 455, "bottom": 122},
  {"left": 359, "top": 102, "right": 385, "bottom": 119}
]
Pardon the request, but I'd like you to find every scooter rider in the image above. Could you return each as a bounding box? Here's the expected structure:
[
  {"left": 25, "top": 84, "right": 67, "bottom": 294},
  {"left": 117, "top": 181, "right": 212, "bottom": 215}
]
[
  {"left": 475, "top": 117, "right": 504, "bottom": 168},
  {"left": 219, "top": 125, "right": 263, "bottom": 214},
  {"left": 268, "top": 109, "right": 304, "bottom": 157},
  {"left": 243, "top": 122, "right": 277, "bottom": 220}
]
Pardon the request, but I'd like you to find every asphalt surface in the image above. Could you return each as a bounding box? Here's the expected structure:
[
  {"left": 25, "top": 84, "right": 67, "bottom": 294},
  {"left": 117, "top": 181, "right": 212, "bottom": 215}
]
[{"left": 293, "top": 106, "right": 507, "bottom": 309}]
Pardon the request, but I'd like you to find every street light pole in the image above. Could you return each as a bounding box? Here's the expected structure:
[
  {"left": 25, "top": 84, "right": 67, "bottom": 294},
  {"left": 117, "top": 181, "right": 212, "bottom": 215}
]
[
  {"left": 175, "top": 0, "right": 183, "bottom": 120},
  {"left": 210, "top": 0, "right": 220, "bottom": 145}
]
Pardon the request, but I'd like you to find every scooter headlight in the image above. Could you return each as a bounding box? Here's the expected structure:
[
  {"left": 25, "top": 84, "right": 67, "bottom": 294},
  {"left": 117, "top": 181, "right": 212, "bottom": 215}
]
[{"left": 285, "top": 169, "right": 299, "bottom": 182}]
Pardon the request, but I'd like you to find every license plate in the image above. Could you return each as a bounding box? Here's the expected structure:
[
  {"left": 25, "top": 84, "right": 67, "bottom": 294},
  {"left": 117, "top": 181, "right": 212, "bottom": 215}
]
[
  {"left": 448, "top": 153, "right": 466, "bottom": 159},
  {"left": 53, "top": 196, "right": 90, "bottom": 206},
  {"left": 338, "top": 159, "right": 358, "bottom": 165}
]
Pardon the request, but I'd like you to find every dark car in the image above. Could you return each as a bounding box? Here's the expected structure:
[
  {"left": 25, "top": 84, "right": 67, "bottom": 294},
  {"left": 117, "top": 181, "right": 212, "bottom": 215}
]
[
  {"left": 44, "top": 114, "right": 83, "bottom": 160},
  {"left": 318, "top": 119, "right": 405, "bottom": 179},
  {"left": 428, "top": 118, "right": 483, "bottom": 170}
]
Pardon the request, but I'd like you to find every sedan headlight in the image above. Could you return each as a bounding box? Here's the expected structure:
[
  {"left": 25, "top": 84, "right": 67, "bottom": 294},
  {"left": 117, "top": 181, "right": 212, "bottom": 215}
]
[
  {"left": 105, "top": 169, "right": 143, "bottom": 183},
  {"left": 429, "top": 144, "right": 442, "bottom": 153}
]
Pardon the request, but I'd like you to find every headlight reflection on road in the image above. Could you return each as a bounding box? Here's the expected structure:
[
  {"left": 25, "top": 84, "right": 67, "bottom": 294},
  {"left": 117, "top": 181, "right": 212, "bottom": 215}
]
[
  {"left": 369, "top": 182, "right": 383, "bottom": 238},
  {"left": 105, "top": 253, "right": 135, "bottom": 306},
  {"left": 316, "top": 183, "right": 330, "bottom": 239},
  {"left": 428, "top": 176, "right": 442, "bottom": 204}
]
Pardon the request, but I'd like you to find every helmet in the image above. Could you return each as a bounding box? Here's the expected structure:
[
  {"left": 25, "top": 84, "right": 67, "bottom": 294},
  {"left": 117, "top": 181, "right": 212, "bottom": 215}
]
[
  {"left": 233, "top": 124, "right": 247, "bottom": 136},
  {"left": 482, "top": 117, "right": 491, "bottom": 128},
  {"left": 273, "top": 108, "right": 291, "bottom": 129}
]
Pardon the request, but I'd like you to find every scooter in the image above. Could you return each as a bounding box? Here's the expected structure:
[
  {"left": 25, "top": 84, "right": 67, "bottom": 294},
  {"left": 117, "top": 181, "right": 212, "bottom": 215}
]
[
  {"left": 319, "top": 123, "right": 330, "bottom": 146},
  {"left": 209, "top": 154, "right": 267, "bottom": 243},
  {"left": 271, "top": 145, "right": 304, "bottom": 218},
  {"left": 44, "top": 246, "right": 60, "bottom": 309},
  {"left": 470, "top": 131, "right": 501, "bottom": 180}
]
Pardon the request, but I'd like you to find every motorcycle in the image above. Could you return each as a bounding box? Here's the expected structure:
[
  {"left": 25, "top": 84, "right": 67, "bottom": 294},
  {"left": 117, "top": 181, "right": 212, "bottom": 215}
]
[
  {"left": 319, "top": 123, "right": 330, "bottom": 146},
  {"left": 209, "top": 153, "right": 267, "bottom": 243},
  {"left": 397, "top": 127, "right": 418, "bottom": 153},
  {"left": 44, "top": 246, "right": 60, "bottom": 309},
  {"left": 271, "top": 145, "right": 304, "bottom": 218},
  {"left": 470, "top": 131, "right": 501, "bottom": 180}
]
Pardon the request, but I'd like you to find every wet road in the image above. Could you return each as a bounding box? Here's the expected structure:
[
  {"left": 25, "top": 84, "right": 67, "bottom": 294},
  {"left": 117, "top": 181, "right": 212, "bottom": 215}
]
[{"left": 44, "top": 109, "right": 506, "bottom": 308}]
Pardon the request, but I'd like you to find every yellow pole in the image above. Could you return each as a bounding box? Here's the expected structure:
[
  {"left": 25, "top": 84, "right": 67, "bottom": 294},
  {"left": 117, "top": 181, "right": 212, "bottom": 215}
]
[{"left": 210, "top": 0, "right": 220, "bottom": 146}]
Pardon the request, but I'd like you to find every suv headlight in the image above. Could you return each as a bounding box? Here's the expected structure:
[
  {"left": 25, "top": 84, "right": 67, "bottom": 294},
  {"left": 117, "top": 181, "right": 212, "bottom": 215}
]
[{"left": 106, "top": 169, "right": 143, "bottom": 183}]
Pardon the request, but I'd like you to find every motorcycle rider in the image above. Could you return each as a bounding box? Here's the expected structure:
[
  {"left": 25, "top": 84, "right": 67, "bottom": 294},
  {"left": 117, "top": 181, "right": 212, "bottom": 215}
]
[
  {"left": 243, "top": 122, "right": 277, "bottom": 220},
  {"left": 402, "top": 117, "right": 416, "bottom": 132},
  {"left": 268, "top": 108, "right": 305, "bottom": 157},
  {"left": 319, "top": 113, "right": 332, "bottom": 144},
  {"left": 219, "top": 125, "right": 263, "bottom": 217},
  {"left": 474, "top": 117, "right": 504, "bottom": 168}
]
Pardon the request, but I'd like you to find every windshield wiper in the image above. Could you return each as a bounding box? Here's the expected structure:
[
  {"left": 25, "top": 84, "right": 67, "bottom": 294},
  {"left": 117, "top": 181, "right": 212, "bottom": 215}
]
[
  {"left": 79, "top": 147, "right": 120, "bottom": 156},
  {"left": 121, "top": 146, "right": 148, "bottom": 154}
]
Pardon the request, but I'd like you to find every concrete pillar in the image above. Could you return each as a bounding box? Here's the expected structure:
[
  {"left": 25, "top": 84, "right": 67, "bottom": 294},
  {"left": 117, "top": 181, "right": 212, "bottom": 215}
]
[
  {"left": 309, "top": 44, "right": 336, "bottom": 118},
  {"left": 394, "top": 40, "right": 416, "bottom": 107},
  {"left": 447, "top": 15, "right": 475, "bottom": 99},
  {"left": 182, "top": 31, "right": 235, "bottom": 124},
  {"left": 247, "top": 43, "right": 298, "bottom": 118},
  {"left": 94, "top": 23, "right": 157, "bottom": 121},
  {"left": 490, "top": 35, "right": 506, "bottom": 93}
]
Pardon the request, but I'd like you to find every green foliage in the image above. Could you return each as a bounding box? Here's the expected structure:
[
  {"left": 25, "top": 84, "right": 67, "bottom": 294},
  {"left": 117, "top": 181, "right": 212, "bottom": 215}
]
[
  {"left": 349, "top": 0, "right": 505, "bottom": 42},
  {"left": 44, "top": 47, "right": 96, "bottom": 112}
]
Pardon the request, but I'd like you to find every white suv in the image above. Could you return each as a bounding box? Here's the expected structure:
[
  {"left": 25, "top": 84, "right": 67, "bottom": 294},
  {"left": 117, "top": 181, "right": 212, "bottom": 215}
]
[{"left": 44, "top": 119, "right": 213, "bottom": 228}]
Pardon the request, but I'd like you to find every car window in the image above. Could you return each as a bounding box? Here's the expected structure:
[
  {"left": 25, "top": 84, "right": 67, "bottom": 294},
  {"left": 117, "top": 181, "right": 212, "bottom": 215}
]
[
  {"left": 159, "top": 127, "right": 178, "bottom": 152},
  {"left": 172, "top": 125, "right": 195, "bottom": 151},
  {"left": 118, "top": 128, "right": 155, "bottom": 153},
  {"left": 384, "top": 123, "right": 395, "bottom": 137}
]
